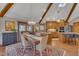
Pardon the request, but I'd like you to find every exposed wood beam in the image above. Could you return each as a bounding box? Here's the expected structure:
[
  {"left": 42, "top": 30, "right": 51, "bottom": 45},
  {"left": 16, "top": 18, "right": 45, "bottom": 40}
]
[
  {"left": 39, "top": 3, "right": 53, "bottom": 24},
  {"left": 0, "top": 3, "right": 14, "bottom": 17},
  {"left": 65, "top": 3, "right": 77, "bottom": 23}
]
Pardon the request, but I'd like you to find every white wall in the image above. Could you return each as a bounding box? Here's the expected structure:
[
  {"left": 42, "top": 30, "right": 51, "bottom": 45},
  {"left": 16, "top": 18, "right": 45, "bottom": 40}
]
[{"left": 0, "top": 18, "right": 2, "bottom": 45}]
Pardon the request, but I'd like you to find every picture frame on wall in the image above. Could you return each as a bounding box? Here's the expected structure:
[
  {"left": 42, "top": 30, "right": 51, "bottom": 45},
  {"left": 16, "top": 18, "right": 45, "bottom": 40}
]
[{"left": 5, "top": 21, "right": 15, "bottom": 31}]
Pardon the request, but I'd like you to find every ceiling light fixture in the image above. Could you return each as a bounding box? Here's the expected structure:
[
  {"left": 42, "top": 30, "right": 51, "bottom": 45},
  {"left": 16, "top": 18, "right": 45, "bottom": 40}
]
[{"left": 57, "top": 20, "right": 60, "bottom": 22}]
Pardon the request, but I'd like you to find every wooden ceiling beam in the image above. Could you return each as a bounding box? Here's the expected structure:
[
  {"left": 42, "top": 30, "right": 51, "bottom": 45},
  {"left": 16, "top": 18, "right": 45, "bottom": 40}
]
[
  {"left": 65, "top": 3, "right": 77, "bottom": 23},
  {"left": 0, "top": 3, "right": 14, "bottom": 17},
  {"left": 39, "top": 3, "right": 53, "bottom": 24}
]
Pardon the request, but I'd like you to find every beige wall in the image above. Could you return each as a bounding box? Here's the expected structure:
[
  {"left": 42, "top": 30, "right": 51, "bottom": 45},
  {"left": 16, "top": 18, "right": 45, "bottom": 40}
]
[{"left": 0, "top": 17, "right": 27, "bottom": 45}]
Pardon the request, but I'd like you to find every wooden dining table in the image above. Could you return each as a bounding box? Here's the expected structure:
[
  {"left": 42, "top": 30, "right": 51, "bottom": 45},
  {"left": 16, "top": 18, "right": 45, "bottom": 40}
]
[{"left": 22, "top": 33, "right": 43, "bottom": 55}]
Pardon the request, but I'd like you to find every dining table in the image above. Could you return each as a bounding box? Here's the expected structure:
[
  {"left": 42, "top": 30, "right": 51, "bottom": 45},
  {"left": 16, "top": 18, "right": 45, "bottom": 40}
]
[{"left": 22, "top": 33, "right": 44, "bottom": 55}]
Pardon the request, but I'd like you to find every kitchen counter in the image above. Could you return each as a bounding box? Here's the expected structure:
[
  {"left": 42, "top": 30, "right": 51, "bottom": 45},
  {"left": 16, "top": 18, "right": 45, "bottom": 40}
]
[{"left": 62, "top": 32, "right": 79, "bottom": 45}]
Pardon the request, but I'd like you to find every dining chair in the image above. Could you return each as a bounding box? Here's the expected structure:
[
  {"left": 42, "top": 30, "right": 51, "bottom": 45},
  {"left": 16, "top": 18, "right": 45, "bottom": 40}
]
[
  {"left": 36, "top": 35, "right": 48, "bottom": 56},
  {"left": 57, "top": 48, "right": 66, "bottom": 56},
  {"left": 19, "top": 32, "right": 32, "bottom": 49}
]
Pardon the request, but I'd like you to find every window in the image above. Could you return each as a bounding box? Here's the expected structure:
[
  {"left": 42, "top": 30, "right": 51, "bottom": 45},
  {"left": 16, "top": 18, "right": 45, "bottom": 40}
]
[
  {"left": 27, "top": 25, "right": 33, "bottom": 33},
  {"left": 19, "top": 24, "right": 26, "bottom": 32}
]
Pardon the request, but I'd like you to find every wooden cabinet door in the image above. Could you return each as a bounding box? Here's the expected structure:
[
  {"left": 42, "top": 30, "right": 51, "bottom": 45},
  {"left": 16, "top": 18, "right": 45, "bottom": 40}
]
[{"left": 72, "top": 22, "right": 79, "bottom": 33}]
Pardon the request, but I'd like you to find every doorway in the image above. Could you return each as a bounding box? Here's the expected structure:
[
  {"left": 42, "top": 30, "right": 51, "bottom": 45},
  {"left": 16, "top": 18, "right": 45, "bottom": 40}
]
[{"left": 18, "top": 21, "right": 27, "bottom": 42}]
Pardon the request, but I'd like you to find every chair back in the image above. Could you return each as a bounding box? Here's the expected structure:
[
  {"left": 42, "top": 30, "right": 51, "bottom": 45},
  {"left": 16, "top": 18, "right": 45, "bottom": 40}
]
[
  {"left": 19, "top": 32, "right": 28, "bottom": 47},
  {"left": 41, "top": 35, "right": 48, "bottom": 50},
  {"left": 36, "top": 35, "right": 48, "bottom": 51}
]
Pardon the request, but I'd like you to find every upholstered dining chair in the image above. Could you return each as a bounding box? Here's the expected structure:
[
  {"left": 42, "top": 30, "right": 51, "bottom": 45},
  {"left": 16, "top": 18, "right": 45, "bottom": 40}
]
[
  {"left": 36, "top": 35, "right": 48, "bottom": 56},
  {"left": 26, "top": 35, "right": 48, "bottom": 56},
  {"left": 19, "top": 32, "right": 32, "bottom": 49}
]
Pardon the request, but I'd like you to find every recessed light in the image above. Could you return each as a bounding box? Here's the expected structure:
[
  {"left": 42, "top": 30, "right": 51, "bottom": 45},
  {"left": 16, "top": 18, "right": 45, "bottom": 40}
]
[{"left": 58, "top": 3, "right": 66, "bottom": 7}]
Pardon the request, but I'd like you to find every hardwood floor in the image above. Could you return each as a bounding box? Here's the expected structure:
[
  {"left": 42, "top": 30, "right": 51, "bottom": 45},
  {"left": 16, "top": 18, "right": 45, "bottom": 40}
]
[
  {"left": 51, "top": 40, "right": 79, "bottom": 56},
  {"left": 0, "top": 46, "right": 5, "bottom": 56},
  {"left": 0, "top": 40, "right": 79, "bottom": 56}
]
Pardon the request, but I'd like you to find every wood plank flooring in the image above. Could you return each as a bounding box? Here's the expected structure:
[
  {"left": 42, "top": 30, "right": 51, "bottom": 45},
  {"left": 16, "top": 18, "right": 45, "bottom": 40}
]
[
  {"left": 51, "top": 40, "right": 79, "bottom": 56},
  {"left": 0, "top": 41, "right": 79, "bottom": 56},
  {"left": 0, "top": 46, "right": 5, "bottom": 56}
]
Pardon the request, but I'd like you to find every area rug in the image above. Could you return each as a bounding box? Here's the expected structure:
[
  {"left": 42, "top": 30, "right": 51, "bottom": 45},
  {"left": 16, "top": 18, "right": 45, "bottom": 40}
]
[
  {"left": 5, "top": 43, "right": 63, "bottom": 56},
  {"left": 16, "top": 47, "right": 55, "bottom": 56}
]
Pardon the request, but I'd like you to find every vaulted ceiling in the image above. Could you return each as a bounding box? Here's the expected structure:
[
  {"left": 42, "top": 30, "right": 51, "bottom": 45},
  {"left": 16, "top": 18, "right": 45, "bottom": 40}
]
[
  {"left": 0, "top": 3, "right": 79, "bottom": 24},
  {"left": 69, "top": 4, "right": 79, "bottom": 24},
  {"left": 4, "top": 3, "right": 48, "bottom": 21},
  {"left": 42, "top": 3, "right": 73, "bottom": 23},
  {"left": 0, "top": 3, "right": 7, "bottom": 12}
]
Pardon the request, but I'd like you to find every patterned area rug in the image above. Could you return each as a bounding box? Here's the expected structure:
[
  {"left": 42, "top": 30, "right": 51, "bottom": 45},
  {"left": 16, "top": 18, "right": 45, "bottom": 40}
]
[
  {"left": 16, "top": 47, "right": 56, "bottom": 56},
  {"left": 5, "top": 43, "right": 63, "bottom": 56}
]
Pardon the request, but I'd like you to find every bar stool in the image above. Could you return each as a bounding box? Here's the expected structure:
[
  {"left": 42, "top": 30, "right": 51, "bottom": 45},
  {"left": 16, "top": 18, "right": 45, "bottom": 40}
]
[
  {"left": 69, "top": 34, "right": 76, "bottom": 45},
  {"left": 69, "top": 34, "right": 73, "bottom": 45},
  {"left": 73, "top": 34, "right": 76, "bottom": 45},
  {"left": 64, "top": 34, "right": 68, "bottom": 44},
  {"left": 66, "top": 34, "right": 70, "bottom": 44}
]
